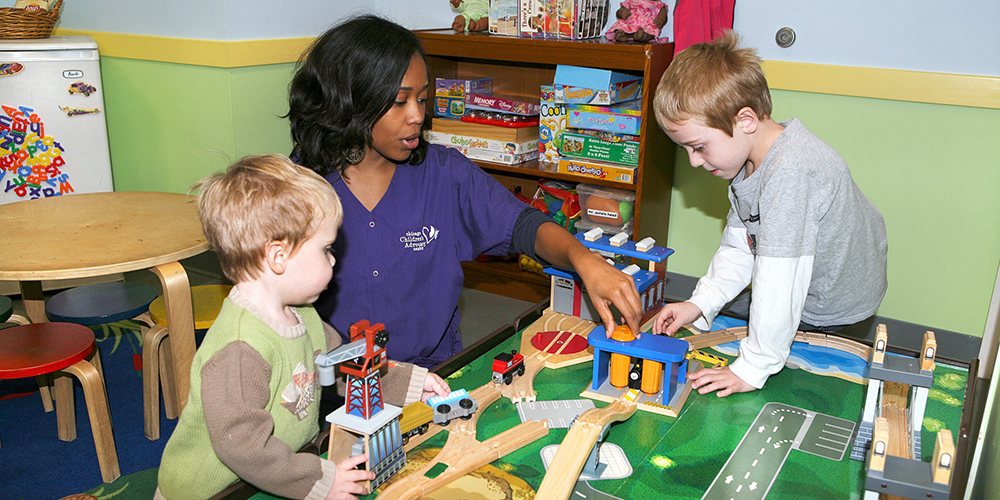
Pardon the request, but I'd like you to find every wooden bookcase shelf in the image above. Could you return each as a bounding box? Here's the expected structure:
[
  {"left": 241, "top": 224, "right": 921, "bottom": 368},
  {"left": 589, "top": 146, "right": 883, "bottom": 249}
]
[{"left": 415, "top": 30, "right": 676, "bottom": 300}]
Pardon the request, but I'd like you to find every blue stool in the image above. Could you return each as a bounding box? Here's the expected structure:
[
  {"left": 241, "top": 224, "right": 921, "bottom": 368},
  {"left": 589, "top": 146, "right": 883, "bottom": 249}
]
[
  {"left": 45, "top": 281, "right": 158, "bottom": 326},
  {"left": 43, "top": 281, "right": 159, "bottom": 417}
]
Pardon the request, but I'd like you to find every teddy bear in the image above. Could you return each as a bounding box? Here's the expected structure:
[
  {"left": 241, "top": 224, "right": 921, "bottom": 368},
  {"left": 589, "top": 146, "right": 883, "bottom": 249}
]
[
  {"left": 451, "top": 0, "right": 490, "bottom": 33},
  {"left": 604, "top": 0, "right": 668, "bottom": 43}
]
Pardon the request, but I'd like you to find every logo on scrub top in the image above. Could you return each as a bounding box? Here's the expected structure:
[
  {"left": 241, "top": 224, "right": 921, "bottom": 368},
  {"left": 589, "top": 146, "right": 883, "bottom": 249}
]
[{"left": 399, "top": 225, "right": 439, "bottom": 252}]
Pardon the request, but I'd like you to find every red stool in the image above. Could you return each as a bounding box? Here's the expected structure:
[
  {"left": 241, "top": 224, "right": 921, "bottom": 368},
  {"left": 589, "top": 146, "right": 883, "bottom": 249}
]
[{"left": 0, "top": 323, "right": 120, "bottom": 483}]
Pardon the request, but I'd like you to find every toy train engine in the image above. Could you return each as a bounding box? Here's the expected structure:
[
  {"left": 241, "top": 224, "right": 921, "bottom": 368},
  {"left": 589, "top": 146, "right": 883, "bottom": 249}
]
[
  {"left": 427, "top": 389, "right": 479, "bottom": 425},
  {"left": 492, "top": 349, "right": 526, "bottom": 385}
]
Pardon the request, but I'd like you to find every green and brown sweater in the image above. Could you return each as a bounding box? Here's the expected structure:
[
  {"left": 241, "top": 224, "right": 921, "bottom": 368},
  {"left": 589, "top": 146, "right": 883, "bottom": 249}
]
[{"left": 157, "top": 288, "right": 426, "bottom": 500}]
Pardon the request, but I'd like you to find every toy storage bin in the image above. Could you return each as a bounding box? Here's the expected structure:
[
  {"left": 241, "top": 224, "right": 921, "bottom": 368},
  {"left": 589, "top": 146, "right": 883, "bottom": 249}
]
[{"left": 577, "top": 183, "right": 636, "bottom": 232}]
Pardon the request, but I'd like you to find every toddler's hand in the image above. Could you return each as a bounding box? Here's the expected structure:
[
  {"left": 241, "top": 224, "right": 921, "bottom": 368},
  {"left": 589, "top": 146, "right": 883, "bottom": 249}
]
[
  {"left": 688, "top": 365, "right": 755, "bottom": 397},
  {"left": 651, "top": 301, "right": 703, "bottom": 336},
  {"left": 421, "top": 372, "right": 451, "bottom": 402},
  {"left": 326, "top": 453, "right": 374, "bottom": 500}
]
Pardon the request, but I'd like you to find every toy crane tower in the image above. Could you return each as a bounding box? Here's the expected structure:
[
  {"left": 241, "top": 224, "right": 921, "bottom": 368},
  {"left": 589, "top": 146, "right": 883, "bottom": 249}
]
[{"left": 315, "top": 320, "right": 405, "bottom": 490}]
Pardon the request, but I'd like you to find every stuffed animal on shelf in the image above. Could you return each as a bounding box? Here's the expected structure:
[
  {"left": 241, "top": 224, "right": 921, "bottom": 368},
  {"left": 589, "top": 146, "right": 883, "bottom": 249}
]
[
  {"left": 451, "top": 0, "right": 490, "bottom": 32},
  {"left": 605, "top": 0, "right": 668, "bottom": 43}
]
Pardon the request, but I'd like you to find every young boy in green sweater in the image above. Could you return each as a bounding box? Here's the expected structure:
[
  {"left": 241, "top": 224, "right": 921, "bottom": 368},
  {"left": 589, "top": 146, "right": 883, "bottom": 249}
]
[
  {"left": 651, "top": 31, "right": 887, "bottom": 397},
  {"left": 156, "top": 154, "right": 450, "bottom": 500}
]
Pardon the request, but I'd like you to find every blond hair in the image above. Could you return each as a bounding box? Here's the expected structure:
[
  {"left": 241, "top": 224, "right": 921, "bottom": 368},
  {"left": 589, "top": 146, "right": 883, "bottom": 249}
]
[
  {"left": 193, "top": 154, "right": 343, "bottom": 283},
  {"left": 654, "top": 30, "right": 772, "bottom": 136}
]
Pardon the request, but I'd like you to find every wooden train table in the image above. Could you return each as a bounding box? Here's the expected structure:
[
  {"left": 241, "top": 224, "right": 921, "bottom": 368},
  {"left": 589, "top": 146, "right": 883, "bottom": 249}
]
[{"left": 251, "top": 310, "right": 974, "bottom": 500}]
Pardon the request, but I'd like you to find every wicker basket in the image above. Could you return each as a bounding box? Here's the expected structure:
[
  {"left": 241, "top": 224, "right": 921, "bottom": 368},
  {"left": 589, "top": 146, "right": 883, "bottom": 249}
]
[{"left": 0, "top": 0, "right": 63, "bottom": 39}]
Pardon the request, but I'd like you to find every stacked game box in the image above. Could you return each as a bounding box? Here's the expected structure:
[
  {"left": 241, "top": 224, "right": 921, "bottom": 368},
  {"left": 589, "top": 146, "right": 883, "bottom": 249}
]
[
  {"left": 539, "top": 85, "right": 568, "bottom": 164},
  {"left": 424, "top": 126, "right": 539, "bottom": 165},
  {"left": 434, "top": 77, "right": 492, "bottom": 119},
  {"left": 427, "top": 85, "right": 540, "bottom": 165},
  {"left": 556, "top": 100, "right": 641, "bottom": 183},
  {"left": 541, "top": 65, "right": 643, "bottom": 183}
]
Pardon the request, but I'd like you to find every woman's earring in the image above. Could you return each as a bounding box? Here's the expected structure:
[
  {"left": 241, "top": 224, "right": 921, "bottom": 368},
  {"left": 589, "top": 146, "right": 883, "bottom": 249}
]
[{"left": 345, "top": 145, "right": 365, "bottom": 165}]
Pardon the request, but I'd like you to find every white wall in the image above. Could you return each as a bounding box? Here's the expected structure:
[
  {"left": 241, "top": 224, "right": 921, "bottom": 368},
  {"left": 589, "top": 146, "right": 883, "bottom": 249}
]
[
  {"left": 59, "top": 1, "right": 999, "bottom": 77},
  {"left": 734, "top": 0, "right": 1000, "bottom": 77},
  {"left": 58, "top": 0, "right": 658, "bottom": 42}
]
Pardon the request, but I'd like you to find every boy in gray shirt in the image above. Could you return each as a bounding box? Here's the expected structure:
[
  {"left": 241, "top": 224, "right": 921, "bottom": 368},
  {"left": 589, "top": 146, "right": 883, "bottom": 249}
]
[{"left": 651, "top": 31, "right": 887, "bottom": 396}]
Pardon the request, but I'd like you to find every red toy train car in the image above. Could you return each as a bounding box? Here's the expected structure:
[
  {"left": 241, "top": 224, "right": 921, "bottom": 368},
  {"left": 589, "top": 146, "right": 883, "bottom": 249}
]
[{"left": 492, "top": 349, "right": 525, "bottom": 385}]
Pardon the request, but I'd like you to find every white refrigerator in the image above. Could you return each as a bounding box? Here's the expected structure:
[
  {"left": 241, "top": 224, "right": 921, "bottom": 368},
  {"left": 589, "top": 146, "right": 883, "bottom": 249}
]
[{"left": 0, "top": 35, "right": 113, "bottom": 206}]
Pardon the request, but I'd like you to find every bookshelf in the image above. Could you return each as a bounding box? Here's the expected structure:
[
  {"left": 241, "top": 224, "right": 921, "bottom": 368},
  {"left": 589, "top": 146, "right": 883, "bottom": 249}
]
[{"left": 415, "top": 30, "right": 676, "bottom": 302}]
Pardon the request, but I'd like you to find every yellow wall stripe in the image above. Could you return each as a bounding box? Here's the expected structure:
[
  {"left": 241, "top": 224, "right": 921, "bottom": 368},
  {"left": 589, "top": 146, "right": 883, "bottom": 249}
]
[
  {"left": 762, "top": 60, "right": 1000, "bottom": 110},
  {"left": 56, "top": 29, "right": 1000, "bottom": 109},
  {"left": 55, "top": 29, "right": 314, "bottom": 68}
]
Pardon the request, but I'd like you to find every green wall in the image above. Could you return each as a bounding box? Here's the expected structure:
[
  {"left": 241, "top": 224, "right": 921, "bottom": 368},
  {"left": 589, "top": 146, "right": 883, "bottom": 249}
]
[
  {"left": 100, "top": 57, "right": 295, "bottom": 193},
  {"left": 98, "top": 57, "right": 1000, "bottom": 339}
]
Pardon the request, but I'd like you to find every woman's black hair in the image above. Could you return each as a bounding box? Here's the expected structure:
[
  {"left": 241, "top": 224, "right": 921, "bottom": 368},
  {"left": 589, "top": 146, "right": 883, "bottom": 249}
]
[{"left": 287, "top": 15, "right": 428, "bottom": 177}]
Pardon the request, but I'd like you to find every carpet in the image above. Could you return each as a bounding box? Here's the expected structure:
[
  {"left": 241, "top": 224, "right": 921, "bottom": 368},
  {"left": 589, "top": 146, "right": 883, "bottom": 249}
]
[{"left": 0, "top": 320, "right": 179, "bottom": 500}]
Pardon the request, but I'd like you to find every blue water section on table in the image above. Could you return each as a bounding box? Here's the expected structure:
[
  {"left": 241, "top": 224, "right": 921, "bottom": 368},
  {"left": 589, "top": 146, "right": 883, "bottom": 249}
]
[{"left": 702, "top": 316, "right": 869, "bottom": 384}]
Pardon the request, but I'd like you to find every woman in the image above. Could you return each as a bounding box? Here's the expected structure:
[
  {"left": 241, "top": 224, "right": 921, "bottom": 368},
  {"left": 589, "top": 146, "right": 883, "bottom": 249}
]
[{"left": 288, "top": 15, "right": 642, "bottom": 368}]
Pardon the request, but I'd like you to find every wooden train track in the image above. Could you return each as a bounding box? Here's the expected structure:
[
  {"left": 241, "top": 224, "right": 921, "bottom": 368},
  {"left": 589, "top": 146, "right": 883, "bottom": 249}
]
[
  {"left": 534, "top": 396, "right": 639, "bottom": 500},
  {"left": 683, "top": 326, "right": 749, "bottom": 350},
  {"left": 378, "top": 384, "right": 550, "bottom": 499},
  {"left": 498, "top": 349, "right": 546, "bottom": 403},
  {"left": 381, "top": 331, "right": 565, "bottom": 498},
  {"left": 519, "top": 308, "right": 597, "bottom": 369},
  {"left": 682, "top": 325, "right": 872, "bottom": 361}
]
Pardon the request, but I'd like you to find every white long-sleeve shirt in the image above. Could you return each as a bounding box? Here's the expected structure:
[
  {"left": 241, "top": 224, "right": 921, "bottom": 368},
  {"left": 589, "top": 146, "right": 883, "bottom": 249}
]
[{"left": 687, "top": 226, "right": 813, "bottom": 388}]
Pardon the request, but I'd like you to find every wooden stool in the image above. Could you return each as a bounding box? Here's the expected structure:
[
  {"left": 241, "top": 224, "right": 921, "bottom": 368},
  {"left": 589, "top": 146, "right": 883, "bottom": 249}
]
[
  {"left": 143, "top": 284, "right": 231, "bottom": 440},
  {"left": 0, "top": 323, "right": 120, "bottom": 483},
  {"left": 0, "top": 294, "right": 30, "bottom": 326}
]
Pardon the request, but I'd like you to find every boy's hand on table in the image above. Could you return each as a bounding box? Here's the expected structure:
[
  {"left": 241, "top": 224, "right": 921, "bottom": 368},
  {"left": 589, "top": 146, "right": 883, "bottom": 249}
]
[
  {"left": 328, "top": 453, "right": 374, "bottom": 499},
  {"left": 688, "top": 365, "right": 755, "bottom": 397},
  {"left": 421, "top": 372, "right": 451, "bottom": 402},
  {"left": 652, "top": 301, "right": 703, "bottom": 337}
]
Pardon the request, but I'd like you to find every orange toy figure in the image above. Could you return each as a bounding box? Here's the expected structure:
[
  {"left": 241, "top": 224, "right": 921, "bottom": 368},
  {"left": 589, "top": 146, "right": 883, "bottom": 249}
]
[
  {"left": 605, "top": 0, "right": 668, "bottom": 43},
  {"left": 451, "top": 0, "right": 490, "bottom": 32}
]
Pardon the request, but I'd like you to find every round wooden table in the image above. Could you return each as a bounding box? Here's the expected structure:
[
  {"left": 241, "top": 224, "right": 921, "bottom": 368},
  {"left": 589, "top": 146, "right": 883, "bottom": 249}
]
[{"left": 0, "top": 191, "right": 211, "bottom": 411}]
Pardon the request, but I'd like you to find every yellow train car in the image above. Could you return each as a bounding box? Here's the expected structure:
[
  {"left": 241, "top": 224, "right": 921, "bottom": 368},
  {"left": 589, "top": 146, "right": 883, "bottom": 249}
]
[
  {"left": 400, "top": 401, "right": 433, "bottom": 444},
  {"left": 685, "top": 349, "right": 728, "bottom": 367}
]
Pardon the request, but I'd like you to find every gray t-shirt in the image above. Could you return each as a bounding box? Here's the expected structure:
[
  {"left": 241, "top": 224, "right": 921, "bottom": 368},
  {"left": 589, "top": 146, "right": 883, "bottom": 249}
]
[{"left": 727, "top": 118, "right": 888, "bottom": 326}]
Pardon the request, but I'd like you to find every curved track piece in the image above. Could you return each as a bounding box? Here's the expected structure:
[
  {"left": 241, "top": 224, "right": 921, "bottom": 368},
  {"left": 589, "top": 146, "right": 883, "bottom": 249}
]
[
  {"left": 685, "top": 326, "right": 872, "bottom": 362},
  {"left": 684, "top": 326, "right": 748, "bottom": 350},
  {"left": 519, "top": 309, "right": 597, "bottom": 369},
  {"left": 535, "top": 397, "right": 638, "bottom": 500}
]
